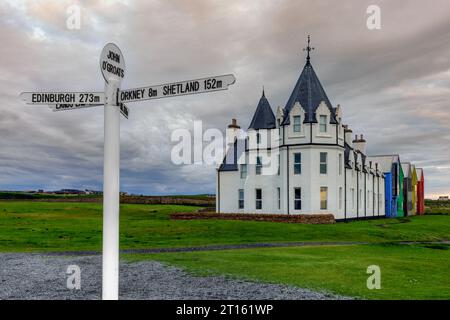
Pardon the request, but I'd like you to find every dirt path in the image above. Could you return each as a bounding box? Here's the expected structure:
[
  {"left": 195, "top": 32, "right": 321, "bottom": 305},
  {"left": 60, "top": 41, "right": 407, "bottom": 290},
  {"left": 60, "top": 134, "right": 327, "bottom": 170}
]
[{"left": 30, "top": 240, "right": 450, "bottom": 256}]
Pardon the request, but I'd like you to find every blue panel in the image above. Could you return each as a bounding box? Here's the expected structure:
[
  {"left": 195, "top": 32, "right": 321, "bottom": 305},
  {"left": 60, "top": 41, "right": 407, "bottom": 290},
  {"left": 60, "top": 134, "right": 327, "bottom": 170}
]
[{"left": 384, "top": 172, "right": 394, "bottom": 217}]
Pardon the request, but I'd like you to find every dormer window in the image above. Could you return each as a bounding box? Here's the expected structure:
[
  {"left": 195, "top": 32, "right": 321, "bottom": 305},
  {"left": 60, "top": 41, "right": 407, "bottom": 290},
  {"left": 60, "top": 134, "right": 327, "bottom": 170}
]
[
  {"left": 293, "top": 115, "right": 301, "bottom": 132},
  {"left": 319, "top": 115, "right": 327, "bottom": 133}
]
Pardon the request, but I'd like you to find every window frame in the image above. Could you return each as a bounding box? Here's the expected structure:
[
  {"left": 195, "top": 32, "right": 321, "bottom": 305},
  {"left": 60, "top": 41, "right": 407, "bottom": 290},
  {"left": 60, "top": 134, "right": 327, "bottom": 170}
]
[
  {"left": 320, "top": 152, "right": 327, "bottom": 174},
  {"left": 293, "top": 152, "right": 301, "bottom": 175},
  {"left": 277, "top": 187, "right": 281, "bottom": 210},
  {"left": 256, "top": 156, "right": 262, "bottom": 175},
  {"left": 293, "top": 115, "right": 301, "bottom": 133},
  {"left": 294, "top": 187, "right": 301, "bottom": 210},
  {"left": 255, "top": 188, "right": 262, "bottom": 210},
  {"left": 319, "top": 115, "right": 327, "bottom": 133},
  {"left": 320, "top": 186, "right": 328, "bottom": 210},
  {"left": 240, "top": 164, "right": 247, "bottom": 179},
  {"left": 277, "top": 154, "right": 280, "bottom": 175},
  {"left": 238, "top": 189, "right": 244, "bottom": 209}
]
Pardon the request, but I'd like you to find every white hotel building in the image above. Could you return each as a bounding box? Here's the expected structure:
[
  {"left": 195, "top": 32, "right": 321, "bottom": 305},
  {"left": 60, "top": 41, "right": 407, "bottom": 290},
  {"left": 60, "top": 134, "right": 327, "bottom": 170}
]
[{"left": 216, "top": 46, "right": 385, "bottom": 220}]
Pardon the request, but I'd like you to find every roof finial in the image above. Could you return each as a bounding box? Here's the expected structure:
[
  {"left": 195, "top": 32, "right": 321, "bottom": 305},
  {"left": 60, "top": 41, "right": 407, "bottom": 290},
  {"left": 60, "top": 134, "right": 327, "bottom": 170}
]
[
  {"left": 303, "top": 35, "right": 314, "bottom": 64},
  {"left": 262, "top": 85, "right": 265, "bottom": 97}
]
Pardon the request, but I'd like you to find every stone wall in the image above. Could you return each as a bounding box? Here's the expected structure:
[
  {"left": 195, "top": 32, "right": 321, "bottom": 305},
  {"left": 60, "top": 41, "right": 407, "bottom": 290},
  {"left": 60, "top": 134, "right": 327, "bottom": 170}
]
[{"left": 171, "top": 212, "right": 335, "bottom": 224}]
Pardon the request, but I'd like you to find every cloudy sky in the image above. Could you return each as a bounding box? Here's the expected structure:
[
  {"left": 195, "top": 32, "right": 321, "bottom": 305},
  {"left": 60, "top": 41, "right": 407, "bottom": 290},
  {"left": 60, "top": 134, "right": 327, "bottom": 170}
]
[{"left": 1, "top": 0, "right": 449, "bottom": 198}]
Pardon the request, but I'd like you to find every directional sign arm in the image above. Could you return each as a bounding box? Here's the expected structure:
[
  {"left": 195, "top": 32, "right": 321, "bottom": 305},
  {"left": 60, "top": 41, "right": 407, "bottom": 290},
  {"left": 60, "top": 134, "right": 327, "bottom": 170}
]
[
  {"left": 49, "top": 103, "right": 103, "bottom": 112},
  {"left": 20, "top": 92, "right": 105, "bottom": 105},
  {"left": 119, "top": 74, "right": 236, "bottom": 103}
]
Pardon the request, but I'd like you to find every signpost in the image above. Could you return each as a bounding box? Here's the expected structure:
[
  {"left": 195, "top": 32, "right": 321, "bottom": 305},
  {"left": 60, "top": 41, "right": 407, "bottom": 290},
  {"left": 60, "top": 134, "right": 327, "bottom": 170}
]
[{"left": 20, "top": 43, "right": 235, "bottom": 300}]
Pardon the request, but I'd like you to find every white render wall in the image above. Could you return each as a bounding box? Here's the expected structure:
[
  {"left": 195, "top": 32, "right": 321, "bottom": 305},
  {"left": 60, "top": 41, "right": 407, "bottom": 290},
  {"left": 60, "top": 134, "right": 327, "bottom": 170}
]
[{"left": 216, "top": 106, "right": 386, "bottom": 220}]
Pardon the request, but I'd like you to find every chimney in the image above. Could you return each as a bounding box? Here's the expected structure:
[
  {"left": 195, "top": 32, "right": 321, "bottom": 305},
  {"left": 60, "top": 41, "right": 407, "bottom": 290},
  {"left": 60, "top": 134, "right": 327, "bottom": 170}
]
[
  {"left": 353, "top": 134, "right": 367, "bottom": 154},
  {"left": 226, "top": 118, "right": 241, "bottom": 145},
  {"left": 344, "top": 125, "right": 353, "bottom": 147}
]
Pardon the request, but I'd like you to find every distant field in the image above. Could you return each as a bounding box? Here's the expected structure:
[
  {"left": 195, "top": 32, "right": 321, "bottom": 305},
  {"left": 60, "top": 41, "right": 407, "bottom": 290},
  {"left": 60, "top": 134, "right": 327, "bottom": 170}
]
[
  {"left": 0, "top": 191, "right": 100, "bottom": 200},
  {"left": 426, "top": 199, "right": 450, "bottom": 214},
  {"left": 0, "top": 191, "right": 214, "bottom": 200},
  {"left": 0, "top": 192, "right": 215, "bottom": 207},
  {"left": 0, "top": 201, "right": 449, "bottom": 252}
]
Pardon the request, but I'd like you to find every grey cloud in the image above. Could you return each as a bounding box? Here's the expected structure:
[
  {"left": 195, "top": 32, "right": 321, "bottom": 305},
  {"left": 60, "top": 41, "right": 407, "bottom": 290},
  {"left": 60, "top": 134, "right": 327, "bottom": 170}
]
[{"left": 1, "top": 0, "right": 450, "bottom": 197}]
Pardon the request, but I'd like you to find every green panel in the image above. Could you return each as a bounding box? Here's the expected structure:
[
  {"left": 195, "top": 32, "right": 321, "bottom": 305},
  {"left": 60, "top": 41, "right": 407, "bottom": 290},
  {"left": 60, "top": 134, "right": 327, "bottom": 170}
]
[{"left": 397, "top": 164, "right": 404, "bottom": 217}]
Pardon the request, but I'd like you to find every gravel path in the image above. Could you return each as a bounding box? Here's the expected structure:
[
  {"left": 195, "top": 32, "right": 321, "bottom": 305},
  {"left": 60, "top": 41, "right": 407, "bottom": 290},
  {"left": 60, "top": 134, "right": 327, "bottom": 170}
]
[{"left": 0, "top": 253, "right": 349, "bottom": 300}]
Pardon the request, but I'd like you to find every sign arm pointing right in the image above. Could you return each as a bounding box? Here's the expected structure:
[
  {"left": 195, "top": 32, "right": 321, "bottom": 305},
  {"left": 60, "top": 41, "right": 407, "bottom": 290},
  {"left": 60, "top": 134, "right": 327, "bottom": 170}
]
[{"left": 118, "top": 74, "right": 236, "bottom": 103}]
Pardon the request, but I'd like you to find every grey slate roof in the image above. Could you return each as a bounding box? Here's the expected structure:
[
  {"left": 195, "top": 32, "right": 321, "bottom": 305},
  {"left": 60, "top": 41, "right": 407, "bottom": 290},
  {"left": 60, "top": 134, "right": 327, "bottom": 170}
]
[
  {"left": 282, "top": 61, "right": 337, "bottom": 125},
  {"left": 360, "top": 152, "right": 368, "bottom": 173},
  {"left": 218, "top": 139, "right": 245, "bottom": 172},
  {"left": 366, "top": 155, "right": 401, "bottom": 174},
  {"left": 248, "top": 90, "right": 276, "bottom": 130},
  {"left": 344, "top": 143, "right": 353, "bottom": 169}
]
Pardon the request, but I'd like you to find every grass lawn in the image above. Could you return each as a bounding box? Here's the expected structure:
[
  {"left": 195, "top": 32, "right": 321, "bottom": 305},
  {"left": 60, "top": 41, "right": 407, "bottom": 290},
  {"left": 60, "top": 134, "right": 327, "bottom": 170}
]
[
  {"left": 0, "top": 201, "right": 449, "bottom": 252},
  {"left": 126, "top": 243, "right": 450, "bottom": 299},
  {"left": 1, "top": 200, "right": 449, "bottom": 299}
]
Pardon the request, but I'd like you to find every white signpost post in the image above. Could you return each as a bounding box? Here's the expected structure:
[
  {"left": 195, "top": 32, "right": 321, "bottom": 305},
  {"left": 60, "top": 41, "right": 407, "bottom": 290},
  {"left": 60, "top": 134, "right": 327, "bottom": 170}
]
[{"left": 20, "top": 43, "right": 235, "bottom": 300}]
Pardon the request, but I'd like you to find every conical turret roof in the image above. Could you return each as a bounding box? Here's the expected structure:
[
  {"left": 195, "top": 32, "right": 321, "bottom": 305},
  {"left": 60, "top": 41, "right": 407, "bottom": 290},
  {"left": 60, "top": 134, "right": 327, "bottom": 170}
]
[{"left": 248, "top": 89, "right": 276, "bottom": 130}]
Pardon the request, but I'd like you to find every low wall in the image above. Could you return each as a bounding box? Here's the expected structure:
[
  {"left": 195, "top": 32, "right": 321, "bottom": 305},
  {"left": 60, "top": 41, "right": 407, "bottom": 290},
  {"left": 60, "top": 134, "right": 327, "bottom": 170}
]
[{"left": 171, "top": 212, "right": 335, "bottom": 224}]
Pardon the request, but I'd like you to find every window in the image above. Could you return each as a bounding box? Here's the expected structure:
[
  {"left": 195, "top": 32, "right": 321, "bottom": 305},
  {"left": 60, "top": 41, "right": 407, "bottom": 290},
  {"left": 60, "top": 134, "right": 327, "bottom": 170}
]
[
  {"left": 293, "top": 115, "right": 301, "bottom": 132},
  {"left": 320, "top": 152, "right": 327, "bottom": 174},
  {"left": 255, "top": 189, "right": 262, "bottom": 210},
  {"left": 359, "top": 190, "right": 362, "bottom": 209},
  {"left": 240, "top": 164, "right": 247, "bottom": 179},
  {"left": 367, "top": 191, "right": 370, "bottom": 209},
  {"left": 339, "top": 154, "right": 342, "bottom": 175},
  {"left": 352, "top": 188, "right": 355, "bottom": 209},
  {"left": 256, "top": 132, "right": 261, "bottom": 144},
  {"left": 379, "top": 194, "right": 382, "bottom": 210},
  {"left": 277, "top": 119, "right": 281, "bottom": 138},
  {"left": 319, "top": 115, "right": 327, "bottom": 133},
  {"left": 256, "top": 156, "right": 262, "bottom": 175},
  {"left": 294, "top": 153, "right": 301, "bottom": 174},
  {"left": 373, "top": 191, "right": 376, "bottom": 210},
  {"left": 320, "top": 187, "right": 328, "bottom": 210},
  {"left": 277, "top": 154, "right": 280, "bottom": 175},
  {"left": 339, "top": 187, "right": 343, "bottom": 210},
  {"left": 277, "top": 187, "right": 281, "bottom": 209},
  {"left": 294, "top": 188, "right": 301, "bottom": 210},
  {"left": 238, "top": 189, "right": 244, "bottom": 209}
]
